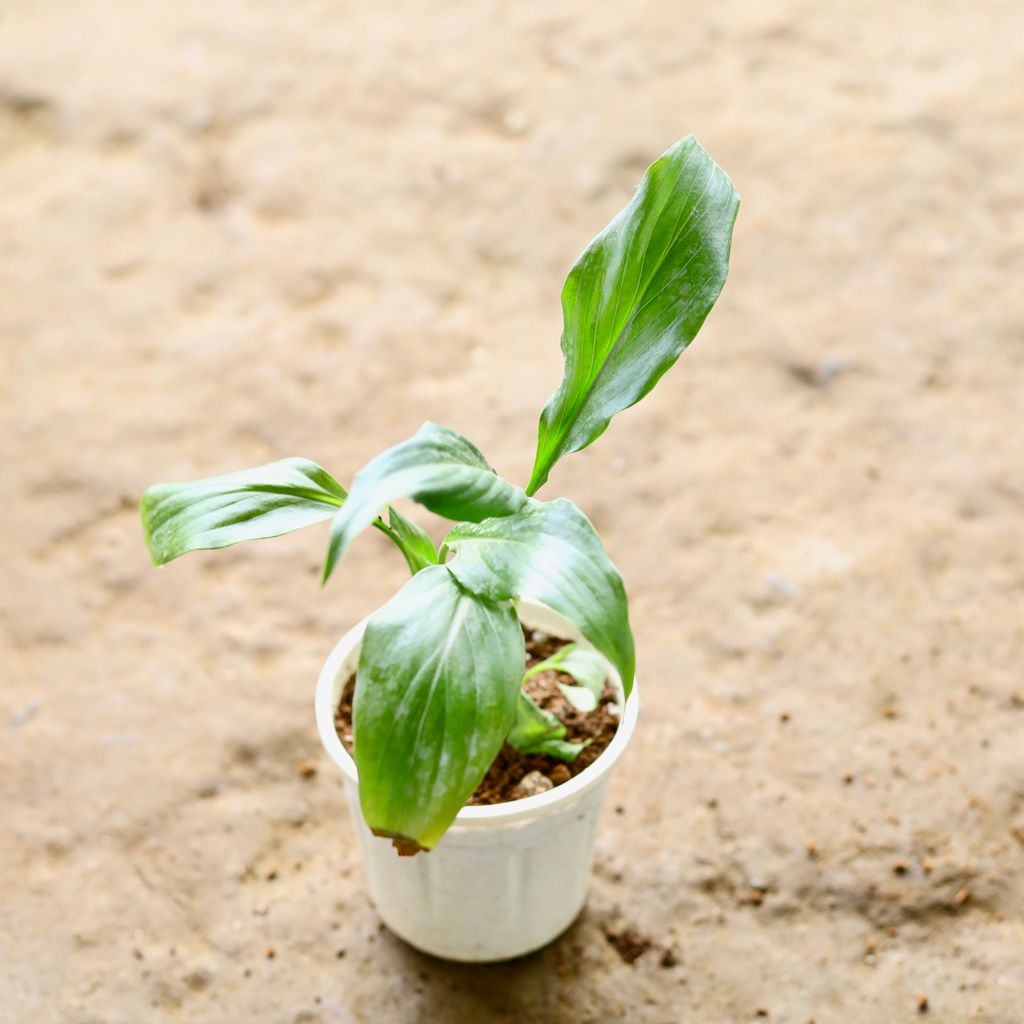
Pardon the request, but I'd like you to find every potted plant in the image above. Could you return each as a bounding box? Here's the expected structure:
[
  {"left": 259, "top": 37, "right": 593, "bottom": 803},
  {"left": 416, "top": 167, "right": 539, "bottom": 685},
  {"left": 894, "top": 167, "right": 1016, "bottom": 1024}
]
[{"left": 141, "top": 135, "right": 738, "bottom": 961}]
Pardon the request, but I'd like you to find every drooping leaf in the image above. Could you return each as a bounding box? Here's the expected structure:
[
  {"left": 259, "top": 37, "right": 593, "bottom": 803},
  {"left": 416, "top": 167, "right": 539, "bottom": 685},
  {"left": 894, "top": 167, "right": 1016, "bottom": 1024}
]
[
  {"left": 323, "top": 422, "right": 526, "bottom": 583},
  {"left": 354, "top": 565, "right": 524, "bottom": 853},
  {"left": 444, "top": 497, "right": 634, "bottom": 695},
  {"left": 525, "top": 643, "right": 608, "bottom": 712},
  {"left": 141, "top": 458, "right": 346, "bottom": 566},
  {"left": 528, "top": 135, "right": 739, "bottom": 494},
  {"left": 506, "top": 693, "right": 585, "bottom": 762},
  {"left": 385, "top": 505, "right": 438, "bottom": 574}
]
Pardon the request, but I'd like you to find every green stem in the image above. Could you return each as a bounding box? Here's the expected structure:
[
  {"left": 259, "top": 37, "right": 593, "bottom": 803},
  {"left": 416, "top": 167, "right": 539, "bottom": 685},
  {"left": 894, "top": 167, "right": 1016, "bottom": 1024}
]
[{"left": 372, "top": 518, "right": 401, "bottom": 544}]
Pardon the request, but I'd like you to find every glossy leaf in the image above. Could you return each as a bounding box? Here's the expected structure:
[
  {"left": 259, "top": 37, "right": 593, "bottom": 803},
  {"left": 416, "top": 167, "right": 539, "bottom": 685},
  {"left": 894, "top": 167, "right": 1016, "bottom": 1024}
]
[
  {"left": 141, "top": 458, "right": 345, "bottom": 566},
  {"left": 354, "top": 566, "right": 524, "bottom": 853},
  {"left": 528, "top": 135, "right": 739, "bottom": 494},
  {"left": 525, "top": 643, "right": 608, "bottom": 712},
  {"left": 506, "top": 693, "right": 585, "bottom": 762},
  {"left": 444, "top": 497, "right": 634, "bottom": 695},
  {"left": 324, "top": 422, "right": 526, "bottom": 583},
  {"left": 385, "top": 505, "right": 438, "bottom": 574}
]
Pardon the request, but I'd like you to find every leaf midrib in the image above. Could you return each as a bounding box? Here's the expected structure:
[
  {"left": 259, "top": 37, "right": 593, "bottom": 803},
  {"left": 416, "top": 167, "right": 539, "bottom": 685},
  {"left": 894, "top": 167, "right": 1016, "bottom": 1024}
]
[{"left": 539, "top": 155, "right": 717, "bottom": 479}]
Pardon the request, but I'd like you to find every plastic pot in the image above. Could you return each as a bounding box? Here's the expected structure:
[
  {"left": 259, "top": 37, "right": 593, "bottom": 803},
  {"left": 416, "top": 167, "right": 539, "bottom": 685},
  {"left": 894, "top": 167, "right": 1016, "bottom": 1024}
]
[{"left": 314, "top": 599, "right": 639, "bottom": 962}]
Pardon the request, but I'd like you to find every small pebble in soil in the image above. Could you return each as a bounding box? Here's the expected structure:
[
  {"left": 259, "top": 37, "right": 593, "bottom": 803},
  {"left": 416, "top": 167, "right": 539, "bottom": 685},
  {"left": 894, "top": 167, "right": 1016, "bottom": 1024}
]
[
  {"left": 549, "top": 764, "right": 571, "bottom": 785},
  {"left": 601, "top": 918, "right": 653, "bottom": 964},
  {"left": 184, "top": 967, "right": 213, "bottom": 991},
  {"left": 9, "top": 699, "right": 41, "bottom": 728},
  {"left": 659, "top": 945, "right": 680, "bottom": 968},
  {"left": 513, "top": 771, "right": 554, "bottom": 799}
]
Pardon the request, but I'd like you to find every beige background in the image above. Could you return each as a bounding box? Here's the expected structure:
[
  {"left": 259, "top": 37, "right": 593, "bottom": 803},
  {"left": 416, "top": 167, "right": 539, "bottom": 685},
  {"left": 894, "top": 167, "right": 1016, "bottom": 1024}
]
[{"left": 2, "top": 1, "right": 1023, "bottom": 1021}]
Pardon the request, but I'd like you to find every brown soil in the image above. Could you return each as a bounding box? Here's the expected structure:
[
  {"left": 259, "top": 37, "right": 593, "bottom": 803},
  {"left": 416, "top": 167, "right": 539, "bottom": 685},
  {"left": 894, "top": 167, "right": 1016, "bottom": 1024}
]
[{"left": 334, "top": 627, "right": 620, "bottom": 805}]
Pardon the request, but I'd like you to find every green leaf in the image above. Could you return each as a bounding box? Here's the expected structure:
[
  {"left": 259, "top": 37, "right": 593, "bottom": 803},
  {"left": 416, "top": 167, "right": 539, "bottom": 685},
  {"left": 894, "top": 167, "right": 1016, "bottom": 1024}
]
[
  {"left": 385, "top": 505, "right": 438, "bottom": 574},
  {"left": 528, "top": 135, "right": 739, "bottom": 494},
  {"left": 525, "top": 643, "right": 608, "bottom": 712},
  {"left": 506, "top": 693, "right": 586, "bottom": 763},
  {"left": 323, "top": 422, "right": 526, "bottom": 583},
  {"left": 141, "top": 458, "right": 345, "bottom": 566},
  {"left": 354, "top": 565, "right": 524, "bottom": 852},
  {"left": 444, "top": 497, "right": 635, "bottom": 695},
  {"left": 558, "top": 684, "right": 597, "bottom": 713}
]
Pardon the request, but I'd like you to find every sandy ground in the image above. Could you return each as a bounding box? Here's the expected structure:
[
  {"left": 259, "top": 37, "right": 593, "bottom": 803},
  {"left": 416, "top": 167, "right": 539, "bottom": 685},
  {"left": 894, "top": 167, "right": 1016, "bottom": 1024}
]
[{"left": 2, "top": 1, "right": 1023, "bottom": 1021}]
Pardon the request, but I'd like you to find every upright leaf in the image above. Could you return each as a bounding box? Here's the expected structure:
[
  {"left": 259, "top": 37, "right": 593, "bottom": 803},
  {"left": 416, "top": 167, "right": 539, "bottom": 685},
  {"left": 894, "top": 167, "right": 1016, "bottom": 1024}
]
[
  {"left": 444, "top": 498, "right": 634, "bottom": 694},
  {"left": 141, "top": 458, "right": 345, "bottom": 566},
  {"left": 323, "top": 422, "right": 526, "bottom": 582},
  {"left": 385, "top": 505, "right": 438, "bottom": 574},
  {"left": 528, "top": 135, "right": 739, "bottom": 494},
  {"left": 354, "top": 565, "right": 524, "bottom": 853}
]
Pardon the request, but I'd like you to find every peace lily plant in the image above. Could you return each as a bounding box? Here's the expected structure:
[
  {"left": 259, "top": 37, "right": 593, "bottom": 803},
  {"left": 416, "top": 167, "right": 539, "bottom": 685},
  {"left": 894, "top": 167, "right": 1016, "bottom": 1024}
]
[{"left": 141, "top": 135, "right": 738, "bottom": 856}]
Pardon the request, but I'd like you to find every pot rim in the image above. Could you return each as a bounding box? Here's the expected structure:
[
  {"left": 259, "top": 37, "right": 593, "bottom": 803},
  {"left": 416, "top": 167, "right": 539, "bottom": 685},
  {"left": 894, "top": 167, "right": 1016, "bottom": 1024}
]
[{"left": 315, "top": 598, "right": 639, "bottom": 829}]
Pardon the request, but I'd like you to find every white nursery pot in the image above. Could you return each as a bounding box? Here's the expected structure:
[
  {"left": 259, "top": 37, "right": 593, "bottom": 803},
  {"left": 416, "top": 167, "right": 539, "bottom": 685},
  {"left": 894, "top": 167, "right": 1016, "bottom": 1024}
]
[{"left": 315, "top": 599, "right": 639, "bottom": 962}]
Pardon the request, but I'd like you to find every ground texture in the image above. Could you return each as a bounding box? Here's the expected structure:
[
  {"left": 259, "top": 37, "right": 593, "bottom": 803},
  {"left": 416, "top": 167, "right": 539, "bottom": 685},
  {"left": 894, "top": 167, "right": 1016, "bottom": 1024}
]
[{"left": 2, "top": 2, "right": 1023, "bottom": 1021}]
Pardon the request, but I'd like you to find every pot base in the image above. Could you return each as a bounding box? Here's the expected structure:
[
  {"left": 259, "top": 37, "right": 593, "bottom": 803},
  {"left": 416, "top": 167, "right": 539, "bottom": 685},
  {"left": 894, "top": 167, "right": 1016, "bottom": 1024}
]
[{"left": 383, "top": 894, "right": 587, "bottom": 964}]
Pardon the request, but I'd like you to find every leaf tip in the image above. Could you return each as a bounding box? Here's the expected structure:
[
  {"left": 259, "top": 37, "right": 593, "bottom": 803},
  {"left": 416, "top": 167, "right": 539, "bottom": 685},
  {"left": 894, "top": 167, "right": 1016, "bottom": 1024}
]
[{"left": 370, "top": 827, "right": 431, "bottom": 856}]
